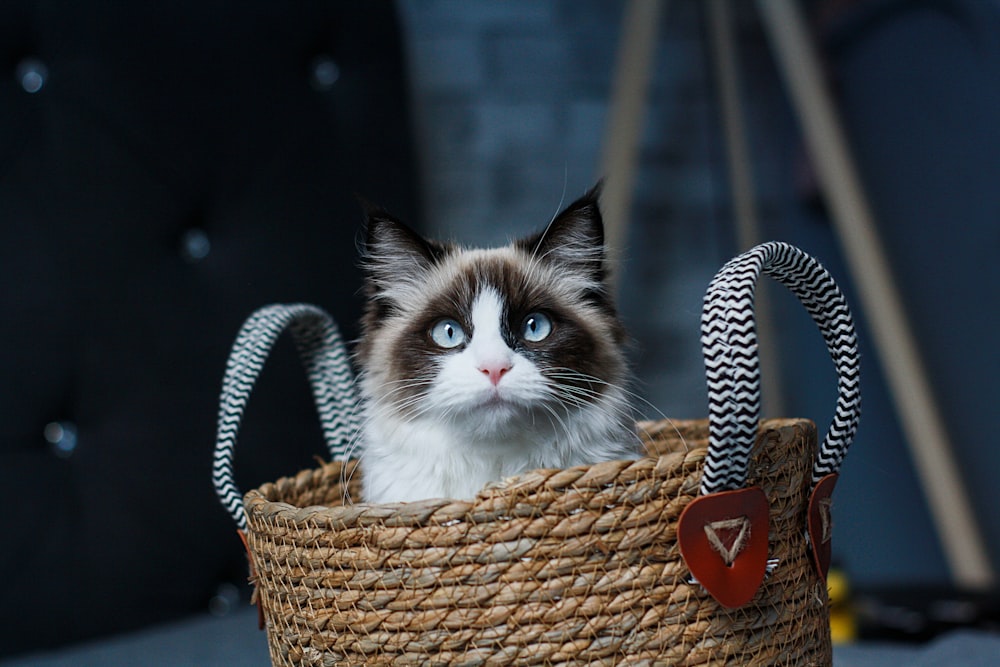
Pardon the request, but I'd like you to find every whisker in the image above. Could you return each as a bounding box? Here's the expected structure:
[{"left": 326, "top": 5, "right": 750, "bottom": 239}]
[
  {"left": 546, "top": 367, "right": 672, "bottom": 421},
  {"left": 543, "top": 366, "right": 686, "bottom": 455}
]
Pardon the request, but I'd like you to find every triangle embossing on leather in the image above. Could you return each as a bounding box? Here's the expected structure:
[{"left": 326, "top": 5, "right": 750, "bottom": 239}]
[{"left": 704, "top": 516, "right": 752, "bottom": 566}]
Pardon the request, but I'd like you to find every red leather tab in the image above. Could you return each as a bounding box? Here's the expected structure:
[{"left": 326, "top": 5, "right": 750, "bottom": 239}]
[
  {"left": 807, "top": 473, "right": 838, "bottom": 582},
  {"left": 678, "top": 487, "right": 770, "bottom": 609},
  {"left": 238, "top": 529, "right": 266, "bottom": 631}
]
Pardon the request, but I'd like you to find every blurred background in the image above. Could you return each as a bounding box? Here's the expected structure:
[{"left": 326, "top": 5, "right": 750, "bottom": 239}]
[
  {"left": 402, "top": 0, "right": 1000, "bottom": 616},
  {"left": 2, "top": 0, "right": 998, "bottom": 661}
]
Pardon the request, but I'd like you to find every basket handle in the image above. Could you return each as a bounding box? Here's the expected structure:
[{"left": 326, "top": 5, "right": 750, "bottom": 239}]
[
  {"left": 700, "top": 241, "right": 861, "bottom": 495},
  {"left": 212, "top": 303, "right": 360, "bottom": 530},
  {"left": 678, "top": 242, "right": 860, "bottom": 606}
]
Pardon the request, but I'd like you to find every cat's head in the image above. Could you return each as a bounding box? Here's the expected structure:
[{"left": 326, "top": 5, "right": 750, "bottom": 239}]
[{"left": 356, "top": 184, "right": 629, "bottom": 440}]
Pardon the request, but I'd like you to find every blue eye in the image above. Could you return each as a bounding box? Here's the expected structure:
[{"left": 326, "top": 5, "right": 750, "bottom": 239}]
[
  {"left": 521, "top": 312, "right": 552, "bottom": 342},
  {"left": 430, "top": 318, "right": 466, "bottom": 348}
]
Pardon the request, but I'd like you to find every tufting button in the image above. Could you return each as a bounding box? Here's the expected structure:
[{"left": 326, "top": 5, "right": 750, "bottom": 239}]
[
  {"left": 209, "top": 582, "right": 242, "bottom": 617},
  {"left": 44, "top": 421, "right": 78, "bottom": 458},
  {"left": 180, "top": 227, "right": 211, "bottom": 263},
  {"left": 16, "top": 57, "right": 48, "bottom": 94},
  {"left": 309, "top": 54, "right": 340, "bottom": 91}
]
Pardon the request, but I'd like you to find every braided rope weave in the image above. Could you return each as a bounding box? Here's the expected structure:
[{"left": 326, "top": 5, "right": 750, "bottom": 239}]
[
  {"left": 213, "top": 304, "right": 360, "bottom": 531},
  {"left": 243, "top": 418, "right": 832, "bottom": 666},
  {"left": 700, "top": 242, "right": 861, "bottom": 495}
]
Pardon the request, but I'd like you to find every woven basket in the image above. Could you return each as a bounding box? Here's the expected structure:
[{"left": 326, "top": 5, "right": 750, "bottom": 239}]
[{"left": 214, "top": 242, "right": 861, "bottom": 666}]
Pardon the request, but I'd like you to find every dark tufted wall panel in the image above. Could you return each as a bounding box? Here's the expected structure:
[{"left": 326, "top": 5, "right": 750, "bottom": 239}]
[{"left": 0, "top": 1, "right": 420, "bottom": 655}]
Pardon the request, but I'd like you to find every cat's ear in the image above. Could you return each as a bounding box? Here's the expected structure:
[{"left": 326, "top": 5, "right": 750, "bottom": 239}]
[
  {"left": 520, "top": 182, "right": 607, "bottom": 283},
  {"left": 360, "top": 200, "right": 447, "bottom": 292}
]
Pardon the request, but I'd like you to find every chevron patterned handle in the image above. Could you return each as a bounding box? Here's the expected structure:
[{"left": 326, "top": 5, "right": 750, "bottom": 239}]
[
  {"left": 700, "top": 242, "right": 861, "bottom": 495},
  {"left": 213, "top": 304, "right": 360, "bottom": 530}
]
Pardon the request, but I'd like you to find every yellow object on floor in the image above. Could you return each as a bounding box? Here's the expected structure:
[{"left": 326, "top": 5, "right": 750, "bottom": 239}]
[{"left": 828, "top": 568, "right": 857, "bottom": 643}]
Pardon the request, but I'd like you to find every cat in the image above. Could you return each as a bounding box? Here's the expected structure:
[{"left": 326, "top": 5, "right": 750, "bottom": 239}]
[{"left": 353, "top": 184, "right": 641, "bottom": 503}]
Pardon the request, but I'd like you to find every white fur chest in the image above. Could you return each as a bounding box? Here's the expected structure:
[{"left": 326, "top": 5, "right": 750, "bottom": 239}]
[
  {"left": 358, "top": 388, "right": 637, "bottom": 504},
  {"left": 360, "top": 413, "right": 532, "bottom": 503}
]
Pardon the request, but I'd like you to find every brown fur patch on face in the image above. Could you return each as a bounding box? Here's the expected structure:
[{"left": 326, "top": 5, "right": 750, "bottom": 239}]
[
  {"left": 358, "top": 244, "right": 628, "bottom": 415},
  {"left": 357, "top": 179, "right": 632, "bottom": 420}
]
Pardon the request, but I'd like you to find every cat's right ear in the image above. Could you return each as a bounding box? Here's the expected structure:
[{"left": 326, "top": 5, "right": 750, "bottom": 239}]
[{"left": 360, "top": 200, "right": 445, "bottom": 292}]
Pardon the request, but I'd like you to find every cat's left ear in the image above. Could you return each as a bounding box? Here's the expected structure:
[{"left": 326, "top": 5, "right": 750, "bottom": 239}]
[
  {"left": 360, "top": 200, "right": 447, "bottom": 291},
  {"left": 520, "top": 182, "right": 607, "bottom": 284}
]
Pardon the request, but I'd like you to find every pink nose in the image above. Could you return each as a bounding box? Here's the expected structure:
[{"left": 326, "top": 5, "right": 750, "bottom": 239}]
[{"left": 479, "top": 362, "right": 511, "bottom": 386}]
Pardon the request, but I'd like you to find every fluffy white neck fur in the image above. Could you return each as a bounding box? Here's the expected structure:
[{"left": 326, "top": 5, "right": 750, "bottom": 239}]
[{"left": 361, "top": 398, "right": 631, "bottom": 503}]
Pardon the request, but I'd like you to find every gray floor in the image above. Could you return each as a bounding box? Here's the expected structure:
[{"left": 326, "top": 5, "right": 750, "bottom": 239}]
[
  {"left": 0, "top": 610, "right": 270, "bottom": 667},
  {"left": 2, "top": 607, "right": 998, "bottom": 666}
]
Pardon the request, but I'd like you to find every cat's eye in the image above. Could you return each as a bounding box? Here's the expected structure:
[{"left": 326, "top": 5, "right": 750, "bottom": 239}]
[
  {"left": 521, "top": 312, "right": 552, "bottom": 343},
  {"left": 429, "top": 318, "right": 466, "bottom": 349}
]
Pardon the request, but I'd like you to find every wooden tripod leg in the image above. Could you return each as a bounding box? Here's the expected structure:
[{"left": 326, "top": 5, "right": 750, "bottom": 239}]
[
  {"left": 756, "top": 0, "right": 994, "bottom": 589},
  {"left": 600, "top": 0, "right": 666, "bottom": 285}
]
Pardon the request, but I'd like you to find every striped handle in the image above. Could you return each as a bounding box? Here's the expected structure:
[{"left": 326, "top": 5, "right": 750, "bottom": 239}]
[
  {"left": 213, "top": 304, "right": 360, "bottom": 530},
  {"left": 700, "top": 242, "right": 861, "bottom": 495}
]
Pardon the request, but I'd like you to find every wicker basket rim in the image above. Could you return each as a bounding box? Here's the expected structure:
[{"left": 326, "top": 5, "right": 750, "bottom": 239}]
[{"left": 242, "top": 417, "right": 816, "bottom": 530}]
